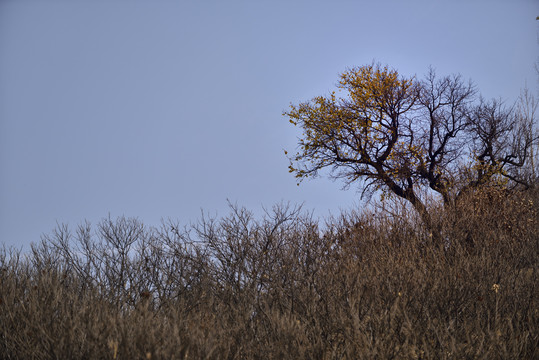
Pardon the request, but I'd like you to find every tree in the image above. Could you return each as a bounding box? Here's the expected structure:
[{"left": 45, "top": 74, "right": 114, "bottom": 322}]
[{"left": 285, "top": 63, "right": 538, "bottom": 243}]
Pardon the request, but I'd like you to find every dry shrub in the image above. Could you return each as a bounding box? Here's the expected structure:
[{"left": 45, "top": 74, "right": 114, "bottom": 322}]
[{"left": 0, "top": 190, "right": 537, "bottom": 359}]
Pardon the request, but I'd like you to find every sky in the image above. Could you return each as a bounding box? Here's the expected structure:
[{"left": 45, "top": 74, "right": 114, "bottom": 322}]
[{"left": 1, "top": 0, "right": 538, "bottom": 250}]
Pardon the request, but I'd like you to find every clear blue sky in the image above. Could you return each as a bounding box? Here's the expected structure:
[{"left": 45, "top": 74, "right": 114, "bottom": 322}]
[{"left": 1, "top": 0, "right": 538, "bottom": 250}]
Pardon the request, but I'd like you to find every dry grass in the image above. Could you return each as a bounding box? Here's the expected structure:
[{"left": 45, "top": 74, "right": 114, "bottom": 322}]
[{"left": 1, "top": 187, "right": 538, "bottom": 359}]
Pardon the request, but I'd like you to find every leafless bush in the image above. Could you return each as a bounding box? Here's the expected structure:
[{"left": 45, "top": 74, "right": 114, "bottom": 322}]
[{"left": 0, "top": 193, "right": 537, "bottom": 359}]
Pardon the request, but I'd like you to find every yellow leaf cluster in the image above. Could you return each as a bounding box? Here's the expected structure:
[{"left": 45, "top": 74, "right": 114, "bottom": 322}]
[{"left": 285, "top": 63, "right": 419, "bottom": 185}]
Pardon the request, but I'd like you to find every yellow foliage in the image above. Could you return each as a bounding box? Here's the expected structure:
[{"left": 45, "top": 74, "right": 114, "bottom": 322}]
[{"left": 284, "top": 63, "right": 424, "bottom": 186}]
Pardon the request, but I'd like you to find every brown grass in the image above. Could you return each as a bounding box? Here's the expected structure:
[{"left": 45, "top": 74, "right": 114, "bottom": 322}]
[{"left": 1, "top": 187, "right": 538, "bottom": 359}]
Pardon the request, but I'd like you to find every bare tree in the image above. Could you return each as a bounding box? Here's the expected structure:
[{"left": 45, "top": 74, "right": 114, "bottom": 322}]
[{"left": 285, "top": 63, "right": 538, "bottom": 242}]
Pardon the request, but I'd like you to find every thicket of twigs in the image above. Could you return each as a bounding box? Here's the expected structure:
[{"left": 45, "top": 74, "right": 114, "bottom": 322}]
[{"left": 1, "top": 186, "right": 538, "bottom": 359}]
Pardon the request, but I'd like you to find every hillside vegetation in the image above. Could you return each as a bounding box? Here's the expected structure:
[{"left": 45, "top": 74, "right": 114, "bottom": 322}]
[{"left": 1, "top": 186, "right": 538, "bottom": 359}]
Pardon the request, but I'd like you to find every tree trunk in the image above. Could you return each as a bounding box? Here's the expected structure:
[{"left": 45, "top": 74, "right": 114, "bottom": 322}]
[
  {"left": 383, "top": 175, "right": 443, "bottom": 245},
  {"left": 404, "top": 189, "right": 443, "bottom": 245}
]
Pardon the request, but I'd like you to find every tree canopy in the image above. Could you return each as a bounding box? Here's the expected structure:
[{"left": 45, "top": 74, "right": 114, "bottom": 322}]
[{"left": 286, "top": 64, "right": 538, "bottom": 240}]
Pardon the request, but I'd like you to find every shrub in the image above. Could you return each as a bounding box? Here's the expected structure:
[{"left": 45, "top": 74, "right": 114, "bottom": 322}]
[{"left": 1, "top": 190, "right": 537, "bottom": 359}]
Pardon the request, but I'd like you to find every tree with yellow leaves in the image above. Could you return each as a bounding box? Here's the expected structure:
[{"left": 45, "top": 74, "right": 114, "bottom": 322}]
[{"left": 285, "top": 63, "right": 538, "bottom": 243}]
